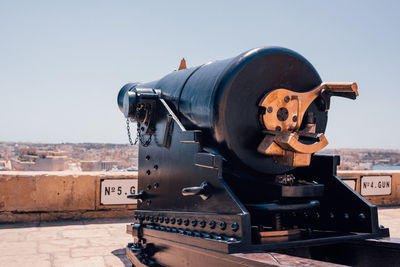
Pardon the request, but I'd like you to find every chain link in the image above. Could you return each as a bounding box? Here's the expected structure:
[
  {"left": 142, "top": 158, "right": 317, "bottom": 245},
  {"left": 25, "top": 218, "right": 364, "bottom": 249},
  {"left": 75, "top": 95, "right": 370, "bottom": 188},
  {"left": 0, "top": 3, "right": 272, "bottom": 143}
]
[
  {"left": 126, "top": 119, "right": 152, "bottom": 147},
  {"left": 126, "top": 119, "right": 136, "bottom": 145}
]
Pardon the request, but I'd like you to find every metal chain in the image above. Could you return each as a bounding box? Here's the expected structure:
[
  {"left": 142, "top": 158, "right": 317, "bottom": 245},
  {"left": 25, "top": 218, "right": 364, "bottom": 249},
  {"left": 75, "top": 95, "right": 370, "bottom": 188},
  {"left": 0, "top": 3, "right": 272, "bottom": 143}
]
[
  {"left": 126, "top": 119, "right": 136, "bottom": 145},
  {"left": 136, "top": 123, "right": 152, "bottom": 147},
  {"left": 126, "top": 119, "right": 152, "bottom": 147}
]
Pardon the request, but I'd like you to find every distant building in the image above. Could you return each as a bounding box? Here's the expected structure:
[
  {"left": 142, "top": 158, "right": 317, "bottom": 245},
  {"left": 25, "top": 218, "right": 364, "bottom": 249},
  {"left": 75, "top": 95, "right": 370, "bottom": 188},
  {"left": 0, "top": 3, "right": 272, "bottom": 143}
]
[
  {"left": 11, "top": 156, "right": 68, "bottom": 171},
  {"left": 0, "top": 160, "right": 11, "bottom": 171},
  {"left": 80, "top": 160, "right": 119, "bottom": 171},
  {"left": 10, "top": 148, "right": 68, "bottom": 171}
]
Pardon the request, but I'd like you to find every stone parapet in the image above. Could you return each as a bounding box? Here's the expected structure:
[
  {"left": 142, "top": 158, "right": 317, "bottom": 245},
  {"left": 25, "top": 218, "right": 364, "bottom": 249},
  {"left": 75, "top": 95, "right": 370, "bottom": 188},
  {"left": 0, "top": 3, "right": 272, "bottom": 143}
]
[
  {"left": 1, "top": 170, "right": 399, "bottom": 223},
  {"left": 0, "top": 171, "right": 137, "bottom": 223}
]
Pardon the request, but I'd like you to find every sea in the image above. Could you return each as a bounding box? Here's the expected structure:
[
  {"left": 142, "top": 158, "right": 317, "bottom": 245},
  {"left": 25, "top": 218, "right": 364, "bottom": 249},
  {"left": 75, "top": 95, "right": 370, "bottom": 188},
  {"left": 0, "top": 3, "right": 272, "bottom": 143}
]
[{"left": 372, "top": 165, "right": 400, "bottom": 170}]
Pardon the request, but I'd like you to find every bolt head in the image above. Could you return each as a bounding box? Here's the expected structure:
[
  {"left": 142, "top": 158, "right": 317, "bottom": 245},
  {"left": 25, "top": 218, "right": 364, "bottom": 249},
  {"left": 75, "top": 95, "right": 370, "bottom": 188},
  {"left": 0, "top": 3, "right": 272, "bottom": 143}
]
[
  {"left": 231, "top": 222, "right": 239, "bottom": 232},
  {"left": 209, "top": 221, "right": 216, "bottom": 229},
  {"left": 284, "top": 96, "right": 290, "bottom": 103}
]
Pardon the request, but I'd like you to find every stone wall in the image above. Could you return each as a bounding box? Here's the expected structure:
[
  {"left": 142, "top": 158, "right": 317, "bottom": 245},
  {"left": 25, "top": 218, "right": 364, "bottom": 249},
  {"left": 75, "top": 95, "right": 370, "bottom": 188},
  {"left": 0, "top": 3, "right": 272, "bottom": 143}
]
[
  {"left": 0, "top": 171, "right": 137, "bottom": 223},
  {"left": 337, "top": 170, "right": 400, "bottom": 206},
  {"left": 1, "top": 170, "right": 399, "bottom": 223}
]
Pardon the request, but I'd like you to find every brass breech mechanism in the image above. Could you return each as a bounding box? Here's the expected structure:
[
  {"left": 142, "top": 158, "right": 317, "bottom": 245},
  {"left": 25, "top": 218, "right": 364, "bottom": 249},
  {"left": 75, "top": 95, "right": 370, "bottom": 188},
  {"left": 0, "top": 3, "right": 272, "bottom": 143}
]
[{"left": 258, "top": 82, "right": 359, "bottom": 166}]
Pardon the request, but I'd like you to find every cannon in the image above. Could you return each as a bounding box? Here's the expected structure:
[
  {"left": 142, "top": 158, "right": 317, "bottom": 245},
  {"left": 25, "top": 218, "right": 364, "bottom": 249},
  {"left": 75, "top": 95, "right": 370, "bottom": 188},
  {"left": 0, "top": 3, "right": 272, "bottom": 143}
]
[{"left": 117, "top": 47, "right": 399, "bottom": 266}]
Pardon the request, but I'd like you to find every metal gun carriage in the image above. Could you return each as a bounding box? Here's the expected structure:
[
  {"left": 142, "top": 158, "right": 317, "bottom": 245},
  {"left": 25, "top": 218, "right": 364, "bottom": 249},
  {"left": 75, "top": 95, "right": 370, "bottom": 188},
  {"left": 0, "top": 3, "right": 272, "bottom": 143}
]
[{"left": 117, "top": 47, "right": 400, "bottom": 266}]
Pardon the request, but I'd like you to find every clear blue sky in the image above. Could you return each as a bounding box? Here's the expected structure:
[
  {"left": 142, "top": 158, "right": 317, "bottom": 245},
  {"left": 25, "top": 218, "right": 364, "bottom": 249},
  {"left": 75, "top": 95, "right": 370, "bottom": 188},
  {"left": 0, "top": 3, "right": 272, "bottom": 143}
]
[{"left": 0, "top": 0, "right": 399, "bottom": 148}]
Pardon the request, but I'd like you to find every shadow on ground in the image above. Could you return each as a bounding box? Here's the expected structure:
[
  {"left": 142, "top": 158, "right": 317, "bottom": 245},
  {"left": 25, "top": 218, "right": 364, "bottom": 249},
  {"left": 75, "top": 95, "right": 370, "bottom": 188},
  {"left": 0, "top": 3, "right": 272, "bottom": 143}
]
[{"left": 113, "top": 248, "right": 133, "bottom": 267}]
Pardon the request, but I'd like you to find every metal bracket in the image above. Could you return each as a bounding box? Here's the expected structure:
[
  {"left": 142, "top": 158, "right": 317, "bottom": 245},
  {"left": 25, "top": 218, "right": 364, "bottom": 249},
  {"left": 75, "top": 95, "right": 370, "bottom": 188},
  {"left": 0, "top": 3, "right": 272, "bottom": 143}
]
[
  {"left": 127, "top": 190, "right": 148, "bottom": 202},
  {"left": 182, "top": 181, "right": 212, "bottom": 200},
  {"left": 257, "top": 82, "right": 358, "bottom": 166},
  {"left": 127, "top": 242, "right": 161, "bottom": 267},
  {"left": 162, "top": 115, "right": 174, "bottom": 148}
]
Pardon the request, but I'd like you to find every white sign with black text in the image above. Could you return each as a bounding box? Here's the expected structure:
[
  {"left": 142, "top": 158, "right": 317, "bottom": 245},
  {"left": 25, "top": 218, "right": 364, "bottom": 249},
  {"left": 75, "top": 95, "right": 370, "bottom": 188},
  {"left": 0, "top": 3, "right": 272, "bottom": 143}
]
[
  {"left": 360, "top": 175, "right": 392, "bottom": 196},
  {"left": 100, "top": 178, "right": 138, "bottom": 205}
]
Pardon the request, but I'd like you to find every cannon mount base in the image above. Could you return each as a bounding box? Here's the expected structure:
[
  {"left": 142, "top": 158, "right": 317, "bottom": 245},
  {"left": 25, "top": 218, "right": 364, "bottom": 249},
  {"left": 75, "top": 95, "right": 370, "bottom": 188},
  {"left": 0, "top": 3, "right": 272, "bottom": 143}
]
[{"left": 125, "top": 234, "right": 400, "bottom": 267}]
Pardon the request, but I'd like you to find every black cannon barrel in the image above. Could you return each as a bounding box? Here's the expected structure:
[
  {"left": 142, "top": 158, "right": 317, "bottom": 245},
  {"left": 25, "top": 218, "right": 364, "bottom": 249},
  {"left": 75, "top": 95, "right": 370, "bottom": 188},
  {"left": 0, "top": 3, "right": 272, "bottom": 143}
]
[{"left": 118, "top": 47, "right": 327, "bottom": 174}]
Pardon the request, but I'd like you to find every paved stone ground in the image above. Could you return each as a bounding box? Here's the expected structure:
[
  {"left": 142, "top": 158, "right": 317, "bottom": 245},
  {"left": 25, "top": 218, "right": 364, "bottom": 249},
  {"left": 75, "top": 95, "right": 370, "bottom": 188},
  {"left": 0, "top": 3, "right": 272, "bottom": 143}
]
[
  {"left": 0, "top": 207, "right": 399, "bottom": 267},
  {"left": 378, "top": 206, "right": 400, "bottom": 236},
  {"left": 0, "top": 218, "right": 132, "bottom": 267}
]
